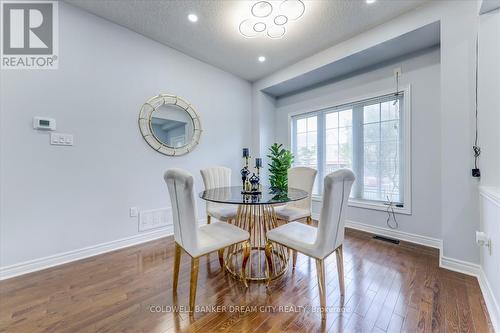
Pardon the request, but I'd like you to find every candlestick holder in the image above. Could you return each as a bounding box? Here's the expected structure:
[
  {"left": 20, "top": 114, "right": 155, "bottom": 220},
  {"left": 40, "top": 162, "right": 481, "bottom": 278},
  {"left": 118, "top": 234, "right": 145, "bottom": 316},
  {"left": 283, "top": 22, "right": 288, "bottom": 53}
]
[
  {"left": 240, "top": 153, "right": 263, "bottom": 194},
  {"left": 255, "top": 162, "right": 262, "bottom": 192},
  {"left": 240, "top": 154, "right": 251, "bottom": 192},
  {"left": 249, "top": 173, "right": 261, "bottom": 193}
]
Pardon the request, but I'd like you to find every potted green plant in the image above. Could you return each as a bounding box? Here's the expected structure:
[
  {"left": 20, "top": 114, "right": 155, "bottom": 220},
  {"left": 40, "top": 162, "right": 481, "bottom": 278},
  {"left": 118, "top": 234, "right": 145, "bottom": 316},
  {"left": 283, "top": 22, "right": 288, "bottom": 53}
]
[{"left": 267, "top": 143, "right": 294, "bottom": 192}]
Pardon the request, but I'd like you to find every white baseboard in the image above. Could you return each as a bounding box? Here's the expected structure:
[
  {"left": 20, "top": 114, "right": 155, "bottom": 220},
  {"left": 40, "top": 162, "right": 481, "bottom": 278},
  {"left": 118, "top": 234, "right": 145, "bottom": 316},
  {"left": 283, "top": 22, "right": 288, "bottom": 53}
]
[
  {"left": 478, "top": 268, "right": 500, "bottom": 332},
  {"left": 439, "top": 255, "right": 481, "bottom": 276},
  {"left": 0, "top": 217, "right": 215, "bottom": 281},
  {"left": 0, "top": 226, "right": 173, "bottom": 281},
  {"left": 342, "top": 218, "right": 443, "bottom": 250}
]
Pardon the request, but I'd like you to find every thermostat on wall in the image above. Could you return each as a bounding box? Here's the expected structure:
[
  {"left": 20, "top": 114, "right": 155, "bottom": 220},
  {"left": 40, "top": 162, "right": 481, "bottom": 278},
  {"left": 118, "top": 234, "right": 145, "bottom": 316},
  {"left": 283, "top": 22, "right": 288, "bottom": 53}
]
[{"left": 33, "top": 117, "right": 56, "bottom": 130}]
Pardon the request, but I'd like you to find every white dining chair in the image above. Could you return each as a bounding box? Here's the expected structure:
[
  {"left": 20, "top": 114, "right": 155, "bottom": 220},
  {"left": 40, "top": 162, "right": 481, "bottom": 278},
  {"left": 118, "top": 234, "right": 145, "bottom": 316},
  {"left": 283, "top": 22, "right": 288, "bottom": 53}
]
[
  {"left": 200, "top": 166, "right": 238, "bottom": 224},
  {"left": 274, "top": 166, "right": 317, "bottom": 225},
  {"left": 265, "top": 169, "right": 355, "bottom": 320},
  {"left": 164, "top": 169, "right": 251, "bottom": 314}
]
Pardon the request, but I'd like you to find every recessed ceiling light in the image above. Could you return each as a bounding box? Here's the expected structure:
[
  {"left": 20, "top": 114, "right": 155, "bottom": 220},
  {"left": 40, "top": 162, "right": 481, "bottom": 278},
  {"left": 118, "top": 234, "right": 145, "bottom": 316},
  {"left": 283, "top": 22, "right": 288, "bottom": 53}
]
[
  {"left": 366, "top": 0, "right": 376, "bottom": 4},
  {"left": 187, "top": 14, "right": 198, "bottom": 22},
  {"left": 258, "top": 56, "right": 266, "bottom": 62}
]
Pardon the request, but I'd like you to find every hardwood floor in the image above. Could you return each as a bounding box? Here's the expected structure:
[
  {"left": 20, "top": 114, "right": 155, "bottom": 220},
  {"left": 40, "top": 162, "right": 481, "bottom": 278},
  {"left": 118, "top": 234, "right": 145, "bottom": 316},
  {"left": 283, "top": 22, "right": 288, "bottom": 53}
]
[{"left": 0, "top": 228, "right": 493, "bottom": 333}]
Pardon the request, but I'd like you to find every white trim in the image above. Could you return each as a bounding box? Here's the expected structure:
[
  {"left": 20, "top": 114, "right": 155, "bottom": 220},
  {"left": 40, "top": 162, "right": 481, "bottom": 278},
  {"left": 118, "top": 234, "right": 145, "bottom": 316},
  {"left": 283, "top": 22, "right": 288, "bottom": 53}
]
[
  {"left": 480, "top": 186, "right": 500, "bottom": 207},
  {"left": 439, "top": 256, "right": 481, "bottom": 276},
  {"left": 0, "top": 216, "right": 211, "bottom": 281},
  {"left": 286, "top": 86, "right": 410, "bottom": 119},
  {"left": 339, "top": 218, "right": 441, "bottom": 249},
  {"left": 478, "top": 268, "right": 500, "bottom": 332},
  {"left": 0, "top": 226, "right": 173, "bottom": 281},
  {"left": 312, "top": 196, "right": 411, "bottom": 215}
]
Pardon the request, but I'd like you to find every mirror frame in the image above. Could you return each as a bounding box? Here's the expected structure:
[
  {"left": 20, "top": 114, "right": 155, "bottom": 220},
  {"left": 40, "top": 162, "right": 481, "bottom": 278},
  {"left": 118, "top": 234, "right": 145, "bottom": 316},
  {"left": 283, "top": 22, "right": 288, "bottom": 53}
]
[{"left": 138, "top": 94, "right": 202, "bottom": 156}]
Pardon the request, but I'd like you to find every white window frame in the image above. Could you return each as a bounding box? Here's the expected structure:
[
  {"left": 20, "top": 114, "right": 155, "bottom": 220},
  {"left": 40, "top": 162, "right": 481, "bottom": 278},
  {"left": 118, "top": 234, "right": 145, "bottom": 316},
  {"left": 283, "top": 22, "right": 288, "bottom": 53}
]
[{"left": 288, "top": 85, "right": 412, "bottom": 215}]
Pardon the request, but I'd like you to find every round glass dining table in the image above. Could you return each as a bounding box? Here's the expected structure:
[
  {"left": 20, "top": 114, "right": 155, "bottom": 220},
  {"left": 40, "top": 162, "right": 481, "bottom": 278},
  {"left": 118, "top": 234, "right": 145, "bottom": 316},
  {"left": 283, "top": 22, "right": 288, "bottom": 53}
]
[{"left": 200, "top": 186, "right": 308, "bottom": 282}]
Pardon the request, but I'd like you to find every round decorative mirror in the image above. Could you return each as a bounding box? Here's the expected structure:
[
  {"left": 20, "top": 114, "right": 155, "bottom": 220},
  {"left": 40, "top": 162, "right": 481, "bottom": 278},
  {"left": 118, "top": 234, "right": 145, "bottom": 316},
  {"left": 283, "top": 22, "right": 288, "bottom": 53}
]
[{"left": 138, "top": 94, "right": 202, "bottom": 156}]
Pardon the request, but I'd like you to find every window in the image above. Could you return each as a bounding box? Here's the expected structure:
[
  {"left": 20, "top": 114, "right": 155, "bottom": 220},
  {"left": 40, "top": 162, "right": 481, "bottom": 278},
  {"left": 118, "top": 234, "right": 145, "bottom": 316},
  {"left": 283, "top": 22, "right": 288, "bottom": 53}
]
[
  {"left": 293, "top": 114, "right": 319, "bottom": 194},
  {"left": 291, "top": 91, "right": 410, "bottom": 212}
]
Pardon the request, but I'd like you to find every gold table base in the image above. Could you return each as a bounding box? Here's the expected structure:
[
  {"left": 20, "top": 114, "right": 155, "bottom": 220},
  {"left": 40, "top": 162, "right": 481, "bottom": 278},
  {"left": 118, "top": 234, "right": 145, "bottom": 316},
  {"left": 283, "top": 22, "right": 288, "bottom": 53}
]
[{"left": 224, "top": 204, "right": 288, "bottom": 282}]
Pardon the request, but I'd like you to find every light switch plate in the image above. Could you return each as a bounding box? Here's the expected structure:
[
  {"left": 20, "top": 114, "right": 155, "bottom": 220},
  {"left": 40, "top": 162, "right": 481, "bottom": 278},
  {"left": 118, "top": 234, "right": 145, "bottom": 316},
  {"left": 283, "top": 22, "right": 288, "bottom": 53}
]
[{"left": 50, "top": 133, "right": 74, "bottom": 146}]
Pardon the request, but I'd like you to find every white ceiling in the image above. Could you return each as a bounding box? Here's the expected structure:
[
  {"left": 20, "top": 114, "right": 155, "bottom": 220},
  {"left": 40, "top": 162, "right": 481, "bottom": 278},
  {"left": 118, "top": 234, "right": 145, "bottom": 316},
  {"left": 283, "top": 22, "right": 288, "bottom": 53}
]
[{"left": 64, "top": 0, "right": 429, "bottom": 82}]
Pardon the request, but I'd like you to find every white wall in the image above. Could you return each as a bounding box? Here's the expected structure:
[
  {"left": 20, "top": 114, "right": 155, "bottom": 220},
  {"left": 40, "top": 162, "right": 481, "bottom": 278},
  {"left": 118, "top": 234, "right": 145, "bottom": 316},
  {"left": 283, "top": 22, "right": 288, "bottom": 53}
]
[
  {"left": 439, "top": 0, "right": 480, "bottom": 264},
  {"left": 0, "top": 2, "right": 252, "bottom": 268},
  {"left": 251, "top": 89, "right": 276, "bottom": 185},
  {"left": 478, "top": 9, "right": 500, "bottom": 187},
  {"left": 274, "top": 49, "right": 442, "bottom": 239}
]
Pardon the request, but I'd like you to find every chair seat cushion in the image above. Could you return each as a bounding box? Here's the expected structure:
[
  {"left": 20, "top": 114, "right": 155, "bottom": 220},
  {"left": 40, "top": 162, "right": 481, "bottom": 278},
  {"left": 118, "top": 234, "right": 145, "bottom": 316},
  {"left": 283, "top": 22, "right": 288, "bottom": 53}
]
[
  {"left": 274, "top": 206, "right": 310, "bottom": 221},
  {"left": 208, "top": 204, "right": 238, "bottom": 221},
  {"left": 267, "top": 222, "right": 325, "bottom": 259},
  {"left": 187, "top": 222, "right": 249, "bottom": 257}
]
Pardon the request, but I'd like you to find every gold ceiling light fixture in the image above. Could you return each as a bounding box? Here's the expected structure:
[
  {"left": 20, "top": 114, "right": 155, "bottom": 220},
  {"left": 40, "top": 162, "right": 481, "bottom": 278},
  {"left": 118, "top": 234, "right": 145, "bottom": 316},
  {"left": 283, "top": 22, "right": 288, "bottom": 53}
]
[{"left": 238, "top": 0, "right": 305, "bottom": 39}]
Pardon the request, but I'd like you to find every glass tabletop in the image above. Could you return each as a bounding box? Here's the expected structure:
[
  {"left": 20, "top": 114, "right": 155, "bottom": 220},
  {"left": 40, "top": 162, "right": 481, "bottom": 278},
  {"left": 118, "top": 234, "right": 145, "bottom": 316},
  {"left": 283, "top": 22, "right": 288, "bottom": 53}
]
[{"left": 199, "top": 186, "right": 308, "bottom": 205}]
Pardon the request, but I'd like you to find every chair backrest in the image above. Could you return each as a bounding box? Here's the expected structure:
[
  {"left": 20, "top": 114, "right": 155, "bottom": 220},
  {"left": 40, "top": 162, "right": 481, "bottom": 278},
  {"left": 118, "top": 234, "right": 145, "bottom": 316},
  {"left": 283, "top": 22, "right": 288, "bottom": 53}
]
[
  {"left": 164, "top": 168, "right": 199, "bottom": 254},
  {"left": 200, "top": 166, "right": 231, "bottom": 210},
  {"left": 314, "top": 169, "right": 355, "bottom": 256},
  {"left": 200, "top": 166, "right": 232, "bottom": 189},
  {"left": 287, "top": 167, "right": 317, "bottom": 211}
]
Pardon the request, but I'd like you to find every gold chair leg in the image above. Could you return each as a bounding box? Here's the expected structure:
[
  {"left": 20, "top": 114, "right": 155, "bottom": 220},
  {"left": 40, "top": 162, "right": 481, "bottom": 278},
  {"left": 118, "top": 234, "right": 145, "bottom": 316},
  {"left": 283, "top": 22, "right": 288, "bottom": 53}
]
[
  {"left": 207, "top": 215, "right": 211, "bottom": 224},
  {"left": 306, "top": 216, "right": 312, "bottom": 225},
  {"left": 292, "top": 250, "right": 298, "bottom": 269},
  {"left": 241, "top": 240, "right": 250, "bottom": 288},
  {"left": 173, "top": 243, "right": 182, "bottom": 292},
  {"left": 189, "top": 257, "right": 199, "bottom": 314},
  {"left": 265, "top": 240, "right": 273, "bottom": 287},
  {"left": 218, "top": 248, "right": 225, "bottom": 270},
  {"left": 335, "top": 244, "right": 345, "bottom": 297},
  {"left": 315, "top": 258, "right": 327, "bottom": 320}
]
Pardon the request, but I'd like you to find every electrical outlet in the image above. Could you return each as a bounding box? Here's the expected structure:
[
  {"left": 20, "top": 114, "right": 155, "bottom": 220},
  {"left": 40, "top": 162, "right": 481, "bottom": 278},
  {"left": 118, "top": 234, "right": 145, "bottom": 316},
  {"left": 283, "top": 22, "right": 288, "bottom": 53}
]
[
  {"left": 472, "top": 168, "right": 481, "bottom": 177},
  {"left": 130, "top": 207, "right": 139, "bottom": 217}
]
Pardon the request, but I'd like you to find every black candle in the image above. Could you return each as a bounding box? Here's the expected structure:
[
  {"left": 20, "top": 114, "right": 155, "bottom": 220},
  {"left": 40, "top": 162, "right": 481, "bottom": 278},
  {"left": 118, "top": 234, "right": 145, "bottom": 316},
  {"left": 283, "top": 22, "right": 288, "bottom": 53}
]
[
  {"left": 255, "top": 158, "right": 262, "bottom": 168},
  {"left": 243, "top": 148, "right": 249, "bottom": 157}
]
